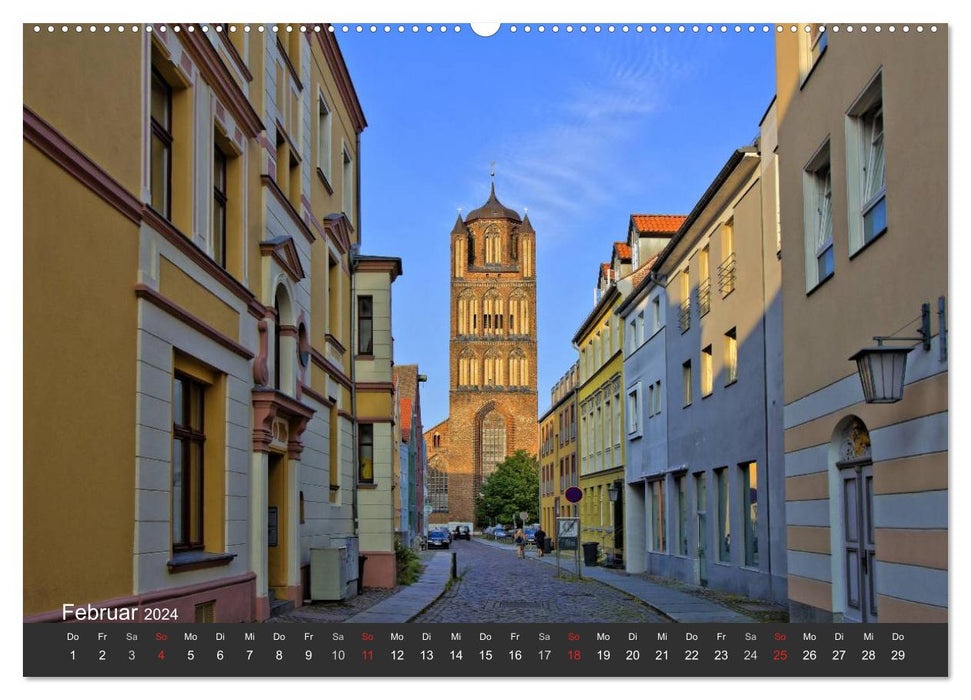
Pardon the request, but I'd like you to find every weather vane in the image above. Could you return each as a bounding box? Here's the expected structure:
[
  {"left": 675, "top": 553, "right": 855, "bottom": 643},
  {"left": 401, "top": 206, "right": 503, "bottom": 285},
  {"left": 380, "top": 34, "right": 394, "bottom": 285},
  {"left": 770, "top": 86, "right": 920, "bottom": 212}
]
[{"left": 490, "top": 161, "right": 496, "bottom": 182}]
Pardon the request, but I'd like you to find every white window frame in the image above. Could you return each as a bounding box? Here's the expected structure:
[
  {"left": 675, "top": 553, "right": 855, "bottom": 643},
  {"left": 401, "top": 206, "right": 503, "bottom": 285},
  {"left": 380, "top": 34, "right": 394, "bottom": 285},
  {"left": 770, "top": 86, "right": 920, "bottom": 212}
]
[
  {"left": 317, "top": 90, "right": 332, "bottom": 183},
  {"left": 845, "top": 71, "right": 887, "bottom": 256},
  {"left": 341, "top": 141, "right": 354, "bottom": 225},
  {"left": 802, "top": 140, "right": 834, "bottom": 291},
  {"left": 627, "top": 383, "right": 642, "bottom": 437}
]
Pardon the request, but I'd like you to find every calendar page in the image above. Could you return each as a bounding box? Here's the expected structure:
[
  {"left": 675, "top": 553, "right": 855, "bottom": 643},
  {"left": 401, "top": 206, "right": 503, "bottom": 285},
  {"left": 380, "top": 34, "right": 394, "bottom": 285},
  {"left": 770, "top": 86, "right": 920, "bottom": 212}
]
[{"left": 20, "top": 3, "right": 951, "bottom": 687}]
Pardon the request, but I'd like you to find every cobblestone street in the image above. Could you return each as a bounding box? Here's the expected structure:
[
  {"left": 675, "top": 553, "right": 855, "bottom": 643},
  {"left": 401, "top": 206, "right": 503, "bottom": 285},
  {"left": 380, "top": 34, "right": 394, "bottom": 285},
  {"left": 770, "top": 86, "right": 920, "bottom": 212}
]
[{"left": 412, "top": 540, "right": 669, "bottom": 623}]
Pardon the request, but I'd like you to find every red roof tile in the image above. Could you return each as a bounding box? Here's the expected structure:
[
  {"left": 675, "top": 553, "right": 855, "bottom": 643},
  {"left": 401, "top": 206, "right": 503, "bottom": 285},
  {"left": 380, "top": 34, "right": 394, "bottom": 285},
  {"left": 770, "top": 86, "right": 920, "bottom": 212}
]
[
  {"left": 614, "top": 242, "right": 632, "bottom": 260},
  {"left": 631, "top": 214, "right": 687, "bottom": 234},
  {"left": 400, "top": 397, "right": 412, "bottom": 435}
]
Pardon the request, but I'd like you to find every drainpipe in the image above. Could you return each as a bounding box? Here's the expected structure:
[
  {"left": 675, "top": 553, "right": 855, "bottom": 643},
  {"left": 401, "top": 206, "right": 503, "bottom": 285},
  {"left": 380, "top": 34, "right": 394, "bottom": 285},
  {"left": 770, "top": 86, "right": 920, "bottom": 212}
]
[
  {"left": 758, "top": 162, "right": 774, "bottom": 587},
  {"left": 350, "top": 129, "right": 363, "bottom": 542}
]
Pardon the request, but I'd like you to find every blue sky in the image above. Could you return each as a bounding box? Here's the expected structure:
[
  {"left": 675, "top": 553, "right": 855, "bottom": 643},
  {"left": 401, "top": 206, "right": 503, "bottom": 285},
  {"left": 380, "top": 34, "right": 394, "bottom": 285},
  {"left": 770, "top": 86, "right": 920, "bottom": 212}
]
[{"left": 338, "top": 25, "right": 776, "bottom": 428}]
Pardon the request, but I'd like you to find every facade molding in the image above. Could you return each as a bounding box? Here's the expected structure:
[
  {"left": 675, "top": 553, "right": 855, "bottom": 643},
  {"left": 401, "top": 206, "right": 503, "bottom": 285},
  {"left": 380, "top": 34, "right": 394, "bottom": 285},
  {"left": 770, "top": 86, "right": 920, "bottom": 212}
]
[
  {"left": 313, "top": 28, "right": 367, "bottom": 133},
  {"left": 177, "top": 25, "right": 264, "bottom": 137},
  {"left": 311, "top": 347, "right": 353, "bottom": 390},
  {"left": 260, "top": 236, "right": 306, "bottom": 283},
  {"left": 23, "top": 105, "right": 142, "bottom": 224},
  {"left": 260, "top": 175, "right": 316, "bottom": 245},
  {"left": 135, "top": 284, "right": 253, "bottom": 360}
]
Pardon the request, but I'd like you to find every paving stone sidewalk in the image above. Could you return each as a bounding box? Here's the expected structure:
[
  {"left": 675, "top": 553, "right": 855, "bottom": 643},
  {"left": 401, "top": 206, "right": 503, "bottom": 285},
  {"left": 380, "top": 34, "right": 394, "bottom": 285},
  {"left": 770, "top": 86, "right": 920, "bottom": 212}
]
[
  {"left": 342, "top": 551, "right": 453, "bottom": 624},
  {"left": 475, "top": 537, "right": 752, "bottom": 623}
]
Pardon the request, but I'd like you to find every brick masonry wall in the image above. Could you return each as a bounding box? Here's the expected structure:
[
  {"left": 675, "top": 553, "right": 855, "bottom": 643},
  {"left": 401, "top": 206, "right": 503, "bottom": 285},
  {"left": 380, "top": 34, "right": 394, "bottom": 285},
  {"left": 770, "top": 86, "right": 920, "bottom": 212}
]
[{"left": 425, "top": 210, "right": 538, "bottom": 526}]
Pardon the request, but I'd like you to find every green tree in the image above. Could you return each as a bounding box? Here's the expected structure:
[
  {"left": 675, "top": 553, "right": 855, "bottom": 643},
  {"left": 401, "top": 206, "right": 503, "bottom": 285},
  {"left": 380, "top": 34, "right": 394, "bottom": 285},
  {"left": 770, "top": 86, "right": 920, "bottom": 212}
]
[{"left": 474, "top": 450, "right": 539, "bottom": 527}]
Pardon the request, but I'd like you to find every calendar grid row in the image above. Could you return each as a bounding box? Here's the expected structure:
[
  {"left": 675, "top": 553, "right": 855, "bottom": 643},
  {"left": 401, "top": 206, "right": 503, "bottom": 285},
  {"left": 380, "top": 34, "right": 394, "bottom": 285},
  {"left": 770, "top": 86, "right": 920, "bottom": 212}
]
[{"left": 25, "top": 623, "right": 947, "bottom": 677}]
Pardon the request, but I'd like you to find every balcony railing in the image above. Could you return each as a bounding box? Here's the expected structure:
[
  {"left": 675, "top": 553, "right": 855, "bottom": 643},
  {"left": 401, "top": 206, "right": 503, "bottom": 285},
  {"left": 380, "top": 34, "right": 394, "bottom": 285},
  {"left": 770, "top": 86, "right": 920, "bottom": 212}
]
[
  {"left": 679, "top": 298, "right": 691, "bottom": 333},
  {"left": 698, "top": 279, "right": 711, "bottom": 317},
  {"left": 718, "top": 253, "right": 737, "bottom": 297}
]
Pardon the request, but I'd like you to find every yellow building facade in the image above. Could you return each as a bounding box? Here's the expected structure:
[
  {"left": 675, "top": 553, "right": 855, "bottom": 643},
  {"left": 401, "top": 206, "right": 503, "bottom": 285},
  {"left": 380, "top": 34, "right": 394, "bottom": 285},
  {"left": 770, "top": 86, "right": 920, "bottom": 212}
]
[
  {"left": 574, "top": 282, "right": 627, "bottom": 561},
  {"left": 538, "top": 363, "right": 579, "bottom": 540},
  {"left": 24, "top": 24, "right": 392, "bottom": 621}
]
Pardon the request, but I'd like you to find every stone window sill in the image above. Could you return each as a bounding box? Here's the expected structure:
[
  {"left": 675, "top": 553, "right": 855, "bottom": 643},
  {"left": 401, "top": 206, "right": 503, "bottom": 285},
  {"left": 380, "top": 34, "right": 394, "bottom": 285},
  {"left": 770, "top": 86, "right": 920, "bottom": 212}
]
[{"left": 167, "top": 551, "right": 236, "bottom": 573}]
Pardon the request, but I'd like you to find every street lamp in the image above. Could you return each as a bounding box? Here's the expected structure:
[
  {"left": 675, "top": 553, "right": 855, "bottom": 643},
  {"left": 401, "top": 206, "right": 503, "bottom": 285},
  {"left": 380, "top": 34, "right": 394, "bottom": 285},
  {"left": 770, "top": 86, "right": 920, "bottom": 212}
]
[
  {"left": 850, "top": 302, "right": 940, "bottom": 404},
  {"left": 607, "top": 482, "right": 620, "bottom": 503}
]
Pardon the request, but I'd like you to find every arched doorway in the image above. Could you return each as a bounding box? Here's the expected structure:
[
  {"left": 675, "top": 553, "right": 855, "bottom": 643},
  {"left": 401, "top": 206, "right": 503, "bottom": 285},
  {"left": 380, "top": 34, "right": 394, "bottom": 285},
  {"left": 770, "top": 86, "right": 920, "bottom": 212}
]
[{"left": 831, "top": 415, "right": 876, "bottom": 622}]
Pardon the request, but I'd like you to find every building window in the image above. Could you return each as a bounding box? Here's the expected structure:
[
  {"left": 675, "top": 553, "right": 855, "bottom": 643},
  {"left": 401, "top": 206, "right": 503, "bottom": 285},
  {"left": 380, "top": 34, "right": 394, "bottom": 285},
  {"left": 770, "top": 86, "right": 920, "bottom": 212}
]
[
  {"left": 654, "top": 380, "right": 662, "bottom": 415},
  {"left": 725, "top": 328, "right": 738, "bottom": 385},
  {"left": 718, "top": 220, "right": 736, "bottom": 297},
  {"left": 342, "top": 145, "right": 354, "bottom": 226},
  {"left": 647, "top": 383, "right": 654, "bottom": 418},
  {"left": 682, "top": 360, "right": 692, "bottom": 407},
  {"left": 317, "top": 94, "right": 332, "bottom": 182},
  {"left": 800, "top": 24, "right": 828, "bottom": 82},
  {"left": 327, "top": 255, "right": 340, "bottom": 338},
  {"left": 480, "top": 412, "right": 507, "bottom": 487},
  {"left": 804, "top": 142, "right": 833, "bottom": 289},
  {"left": 676, "top": 475, "right": 688, "bottom": 556},
  {"left": 847, "top": 74, "right": 887, "bottom": 254},
  {"left": 357, "top": 296, "right": 373, "bottom": 355},
  {"left": 150, "top": 68, "right": 173, "bottom": 218},
  {"left": 636, "top": 311, "right": 645, "bottom": 347},
  {"left": 651, "top": 297, "right": 661, "bottom": 331},
  {"left": 358, "top": 423, "right": 374, "bottom": 484},
  {"left": 212, "top": 144, "right": 227, "bottom": 268},
  {"left": 627, "top": 384, "right": 641, "bottom": 435},
  {"left": 716, "top": 467, "right": 730, "bottom": 562},
  {"left": 695, "top": 472, "right": 707, "bottom": 561},
  {"left": 860, "top": 105, "right": 887, "bottom": 245},
  {"left": 650, "top": 480, "right": 666, "bottom": 552},
  {"left": 172, "top": 373, "right": 205, "bottom": 551},
  {"left": 701, "top": 345, "right": 713, "bottom": 397},
  {"left": 678, "top": 269, "right": 691, "bottom": 333},
  {"left": 741, "top": 462, "right": 759, "bottom": 567},
  {"left": 428, "top": 460, "right": 448, "bottom": 512},
  {"left": 698, "top": 245, "right": 711, "bottom": 316}
]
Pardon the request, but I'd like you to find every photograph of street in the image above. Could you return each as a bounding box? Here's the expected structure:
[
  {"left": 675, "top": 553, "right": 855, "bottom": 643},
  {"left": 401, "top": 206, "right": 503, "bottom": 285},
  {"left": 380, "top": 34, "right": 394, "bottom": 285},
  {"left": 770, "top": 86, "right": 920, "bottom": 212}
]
[{"left": 23, "top": 20, "right": 947, "bottom": 631}]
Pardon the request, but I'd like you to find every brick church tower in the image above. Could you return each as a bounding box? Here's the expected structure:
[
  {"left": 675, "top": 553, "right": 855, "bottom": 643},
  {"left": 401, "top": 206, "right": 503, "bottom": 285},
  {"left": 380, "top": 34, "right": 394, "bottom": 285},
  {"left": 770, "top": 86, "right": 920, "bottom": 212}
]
[{"left": 424, "top": 182, "right": 538, "bottom": 528}]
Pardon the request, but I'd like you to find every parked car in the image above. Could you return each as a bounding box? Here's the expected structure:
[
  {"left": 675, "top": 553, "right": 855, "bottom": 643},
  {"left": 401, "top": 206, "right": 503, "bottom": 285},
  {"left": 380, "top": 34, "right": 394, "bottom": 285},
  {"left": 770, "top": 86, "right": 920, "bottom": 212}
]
[
  {"left": 427, "top": 530, "right": 450, "bottom": 549},
  {"left": 493, "top": 527, "right": 508, "bottom": 540},
  {"left": 524, "top": 528, "right": 536, "bottom": 544},
  {"left": 454, "top": 525, "right": 471, "bottom": 540}
]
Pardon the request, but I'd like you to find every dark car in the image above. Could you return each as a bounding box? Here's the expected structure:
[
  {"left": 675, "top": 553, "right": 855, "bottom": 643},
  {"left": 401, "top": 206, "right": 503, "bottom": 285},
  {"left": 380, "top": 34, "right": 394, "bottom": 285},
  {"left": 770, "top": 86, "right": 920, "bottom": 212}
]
[
  {"left": 427, "top": 530, "right": 450, "bottom": 549},
  {"left": 524, "top": 528, "right": 537, "bottom": 544},
  {"left": 454, "top": 525, "right": 471, "bottom": 541}
]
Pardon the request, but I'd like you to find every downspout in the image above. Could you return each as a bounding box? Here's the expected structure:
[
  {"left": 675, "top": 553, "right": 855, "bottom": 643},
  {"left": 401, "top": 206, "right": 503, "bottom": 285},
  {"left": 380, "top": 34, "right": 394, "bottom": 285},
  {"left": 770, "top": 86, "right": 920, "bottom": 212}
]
[
  {"left": 758, "top": 166, "right": 774, "bottom": 587},
  {"left": 351, "top": 129, "right": 363, "bottom": 541}
]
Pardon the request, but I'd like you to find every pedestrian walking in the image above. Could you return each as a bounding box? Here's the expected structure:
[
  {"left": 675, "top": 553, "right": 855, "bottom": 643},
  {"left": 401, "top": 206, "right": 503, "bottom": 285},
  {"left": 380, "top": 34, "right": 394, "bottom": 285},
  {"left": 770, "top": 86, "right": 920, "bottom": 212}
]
[
  {"left": 514, "top": 528, "right": 526, "bottom": 559},
  {"left": 534, "top": 527, "right": 546, "bottom": 557}
]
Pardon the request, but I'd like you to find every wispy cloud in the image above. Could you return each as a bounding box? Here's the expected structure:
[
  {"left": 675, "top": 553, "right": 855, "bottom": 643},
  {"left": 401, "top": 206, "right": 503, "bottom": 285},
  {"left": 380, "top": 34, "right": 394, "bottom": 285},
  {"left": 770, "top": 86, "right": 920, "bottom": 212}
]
[{"left": 463, "top": 41, "right": 690, "bottom": 235}]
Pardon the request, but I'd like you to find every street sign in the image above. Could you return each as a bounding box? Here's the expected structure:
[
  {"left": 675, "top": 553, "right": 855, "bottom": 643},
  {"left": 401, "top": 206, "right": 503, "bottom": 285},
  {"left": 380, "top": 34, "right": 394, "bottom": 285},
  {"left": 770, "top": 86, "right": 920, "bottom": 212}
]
[
  {"left": 556, "top": 517, "right": 579, "bottom": 551},
  {"left": 564, "top": 486, "right": 582, "bottom": 503},
  {"left": 519, "top": 510, "right": 528, "bottom": 521}
]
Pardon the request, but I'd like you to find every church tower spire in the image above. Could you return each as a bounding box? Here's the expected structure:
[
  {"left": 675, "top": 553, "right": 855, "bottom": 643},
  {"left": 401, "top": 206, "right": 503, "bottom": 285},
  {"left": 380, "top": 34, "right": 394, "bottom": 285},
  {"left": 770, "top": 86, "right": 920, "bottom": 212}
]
[{"left": 426, "top": 181, "right": 539, "bottom": 528}]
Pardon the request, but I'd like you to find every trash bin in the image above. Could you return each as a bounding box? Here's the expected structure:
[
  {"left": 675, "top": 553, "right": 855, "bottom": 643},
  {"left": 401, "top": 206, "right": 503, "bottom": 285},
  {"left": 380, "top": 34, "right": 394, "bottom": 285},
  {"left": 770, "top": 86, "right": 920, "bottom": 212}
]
[
  {"left": 357, "top": 555, "right": 368, "bottom": 594},
  {"left": 543, "top": 538, "right": 552, "bottom": 554},
  {"left": 582, "top": 542, "right": 599, "bottom": 566}
]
